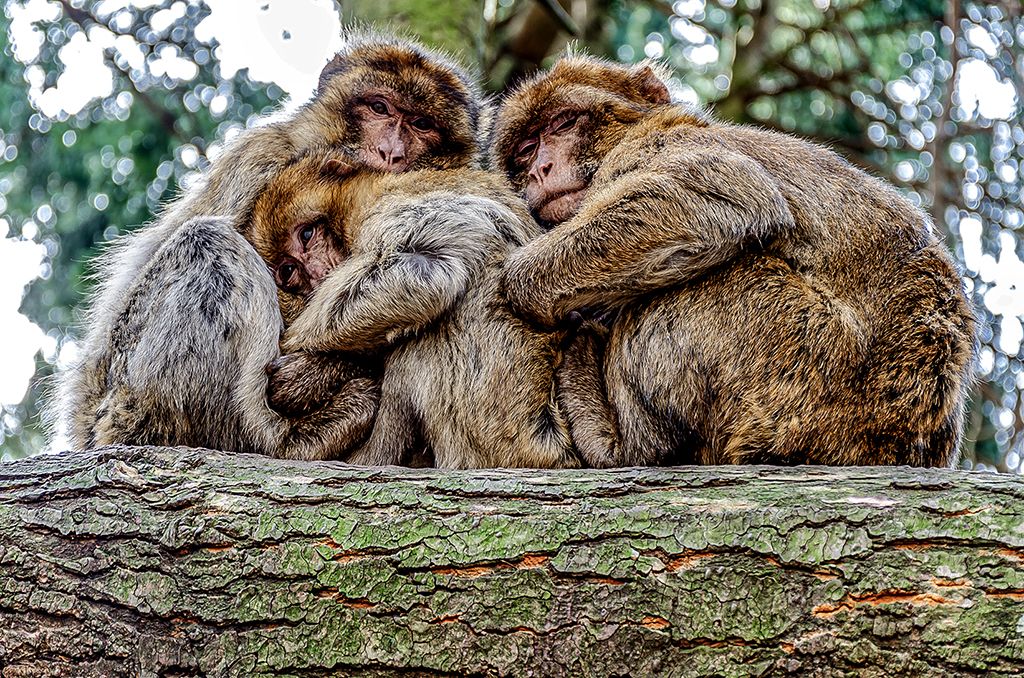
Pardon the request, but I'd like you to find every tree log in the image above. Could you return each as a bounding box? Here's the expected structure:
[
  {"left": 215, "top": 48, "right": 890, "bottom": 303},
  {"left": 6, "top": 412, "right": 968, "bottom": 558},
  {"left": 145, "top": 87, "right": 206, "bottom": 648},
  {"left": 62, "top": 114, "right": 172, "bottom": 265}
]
[{"left": 1, "top": 446, "right": 1023, "bottom": 677}]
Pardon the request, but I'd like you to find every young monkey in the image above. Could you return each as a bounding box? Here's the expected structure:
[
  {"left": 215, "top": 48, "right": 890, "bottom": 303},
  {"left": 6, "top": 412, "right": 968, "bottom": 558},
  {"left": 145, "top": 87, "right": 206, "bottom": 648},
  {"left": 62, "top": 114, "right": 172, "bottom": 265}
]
[{"left": 250, "top": 153, "right": 585, "bottom": 468}]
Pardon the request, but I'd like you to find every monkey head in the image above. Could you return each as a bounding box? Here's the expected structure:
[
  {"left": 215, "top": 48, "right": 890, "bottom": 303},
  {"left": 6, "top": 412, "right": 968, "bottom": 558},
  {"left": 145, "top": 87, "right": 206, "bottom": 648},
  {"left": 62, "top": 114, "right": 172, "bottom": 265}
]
[
  {"left": 301, "top": 30, "right": 485, "bottom": 173},
  {"left": 249, "top": 153, "right": 376, "bottom": 324},
  {"left": 492, "top": 56, "right": 672, "bottom": 227}
]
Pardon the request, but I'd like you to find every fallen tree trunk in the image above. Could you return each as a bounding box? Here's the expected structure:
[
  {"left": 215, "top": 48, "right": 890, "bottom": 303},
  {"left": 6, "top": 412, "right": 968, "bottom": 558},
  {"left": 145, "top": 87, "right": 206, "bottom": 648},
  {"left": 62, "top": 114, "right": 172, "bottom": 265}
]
[{"left": 1, "top": 447, "right": 1023, "bottom": 677}]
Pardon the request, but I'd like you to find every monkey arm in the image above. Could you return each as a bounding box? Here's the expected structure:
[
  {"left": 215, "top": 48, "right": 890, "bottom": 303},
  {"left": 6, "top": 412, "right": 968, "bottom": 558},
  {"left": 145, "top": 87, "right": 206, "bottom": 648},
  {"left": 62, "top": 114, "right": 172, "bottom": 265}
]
[
  {"left": 556, "top": 320, "right": 623, "bottom": 468},
  {"left": 501, "top": 149, "right": 797, "bottom": 327},
  {"left": 281, "top": 194, "right": 507, "bottom": 354},
  {"left": 281, "top": 248, "right": 472, "bottom": 354},
  {"left": 281, "top": 369, "right": 382, "bottom": 462},
  {"left": 267, "top": 351, "right": 380, "bottom": 417}
]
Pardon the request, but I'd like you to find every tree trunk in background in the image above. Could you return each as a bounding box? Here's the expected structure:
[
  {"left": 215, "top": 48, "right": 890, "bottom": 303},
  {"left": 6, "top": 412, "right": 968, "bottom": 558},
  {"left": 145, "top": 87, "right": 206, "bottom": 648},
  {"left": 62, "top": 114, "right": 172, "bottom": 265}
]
[
  {"left": 1, "top": 447, "right": 1024, "bottom": 677},
  {"left": 500, "top": 0, "right": 575, "bottom": 87},
  {"left": 343, "top": 0, "right": 483, "bottom": 65}
]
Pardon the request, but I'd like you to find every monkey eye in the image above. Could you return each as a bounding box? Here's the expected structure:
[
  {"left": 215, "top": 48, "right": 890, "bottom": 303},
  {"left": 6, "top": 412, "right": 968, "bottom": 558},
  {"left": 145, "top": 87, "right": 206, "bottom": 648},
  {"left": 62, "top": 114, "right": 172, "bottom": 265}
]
[
  {"left": 516, "top": 137, "right": 538, "bottom": 160},
  {"left": 368, "top": 99, "right": 389, "bottom": 115},
  {"left": 299, "top": 224, "right": 316, "bottom": 247},
  {"left": 276, "top": 261, "right": 300, "bottom": 291},
  {"left": 410, "top": 117, "right": 435, "bottom": 132},
  {"left": 551, "top": 115, "right": 578, "bottom": 134}
]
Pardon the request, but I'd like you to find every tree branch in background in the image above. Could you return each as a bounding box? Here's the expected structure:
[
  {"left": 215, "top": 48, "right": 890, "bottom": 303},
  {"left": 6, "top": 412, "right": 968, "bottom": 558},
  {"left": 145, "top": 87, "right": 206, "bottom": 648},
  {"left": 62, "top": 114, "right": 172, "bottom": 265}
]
[
  {"left": 55, "top": 0, "right": 90, "bottom": 26},
  {"left": 718, "top": 0, "right": 776, "bottom": 121},
  {"left": 495, "top": 0, "right": 574, "bottom": 87},
  {"left": 928, "top": 0, "right": 960, "bottom": 243},
  {"left": 533, "top": 0, "right": 579, "bottom": 36},
  {"left": 56, "top": 0, "right": 202, "bottom": 150}
]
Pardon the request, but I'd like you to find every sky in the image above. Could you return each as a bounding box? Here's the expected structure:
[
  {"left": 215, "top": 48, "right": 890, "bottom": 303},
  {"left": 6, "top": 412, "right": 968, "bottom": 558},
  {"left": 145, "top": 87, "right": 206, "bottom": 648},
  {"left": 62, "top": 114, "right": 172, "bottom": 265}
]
[
  {"left": 0, "top": 0, "right": 1020, "bottom": 447},
  {"left": 0, "top": 0, "right": 342, "bottom": 414}
]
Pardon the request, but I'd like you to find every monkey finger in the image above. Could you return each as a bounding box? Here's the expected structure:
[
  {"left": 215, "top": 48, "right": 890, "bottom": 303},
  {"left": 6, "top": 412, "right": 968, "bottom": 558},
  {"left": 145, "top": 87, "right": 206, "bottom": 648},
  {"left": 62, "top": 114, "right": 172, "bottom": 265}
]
[
  {"left": 499, "top": 280, "right": 559, "bottom": 330},
  {"left": 497, "top": 259, "right": 560, "bottom": 329},
  {"left": 266, "top": 353, "right": 330, "bottom": 417},
  {"left": 266, "top": 354, "right": 297, "bottom": 376},
  {"left": 565, "top": 310, "right": 586, "bottom": 329}
]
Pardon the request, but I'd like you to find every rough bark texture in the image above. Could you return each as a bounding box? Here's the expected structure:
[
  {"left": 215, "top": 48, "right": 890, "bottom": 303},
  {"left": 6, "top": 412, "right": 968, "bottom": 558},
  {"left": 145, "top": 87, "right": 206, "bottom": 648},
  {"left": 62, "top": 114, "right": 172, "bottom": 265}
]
[{"left": 1, "top": 447, "right": 1024, "bottom": 677}]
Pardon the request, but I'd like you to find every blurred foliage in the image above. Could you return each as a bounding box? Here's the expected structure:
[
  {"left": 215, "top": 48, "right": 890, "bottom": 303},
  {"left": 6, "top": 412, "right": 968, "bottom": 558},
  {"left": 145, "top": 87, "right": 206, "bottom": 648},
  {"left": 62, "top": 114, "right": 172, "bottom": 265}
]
[{"left": 0, "top": 0, "right": 1021, "bottom": 471}]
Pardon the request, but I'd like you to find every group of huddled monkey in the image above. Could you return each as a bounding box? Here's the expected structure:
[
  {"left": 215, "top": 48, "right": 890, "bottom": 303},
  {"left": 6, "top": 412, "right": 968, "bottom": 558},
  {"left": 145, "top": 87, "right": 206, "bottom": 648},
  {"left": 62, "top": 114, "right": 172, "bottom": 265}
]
[{"left": 55, "top": 31, "right": 977, "bottom": 469}]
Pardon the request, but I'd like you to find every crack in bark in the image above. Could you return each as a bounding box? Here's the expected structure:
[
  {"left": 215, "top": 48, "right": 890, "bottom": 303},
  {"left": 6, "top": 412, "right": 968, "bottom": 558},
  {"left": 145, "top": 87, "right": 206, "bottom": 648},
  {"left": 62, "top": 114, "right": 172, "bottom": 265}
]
[
  {"left": 3, "top": 447, "right": 1024, "bottom": 677},
  {"left": 812, "top": 589, "right": 963, "bottom": 617}
]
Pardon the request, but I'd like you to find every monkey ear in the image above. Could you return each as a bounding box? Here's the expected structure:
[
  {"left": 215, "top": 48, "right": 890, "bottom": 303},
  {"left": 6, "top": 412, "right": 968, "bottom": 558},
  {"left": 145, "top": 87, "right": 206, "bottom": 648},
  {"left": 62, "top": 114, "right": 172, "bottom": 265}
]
[
  {"left": 630, "top": 66, "right": 671, "bottom": 106},
  {"left": 322, "top": 157, "right": 357, "bottom": 179},
  {"left": 317, "top": 54, "right": 351, "bottom": 95}
]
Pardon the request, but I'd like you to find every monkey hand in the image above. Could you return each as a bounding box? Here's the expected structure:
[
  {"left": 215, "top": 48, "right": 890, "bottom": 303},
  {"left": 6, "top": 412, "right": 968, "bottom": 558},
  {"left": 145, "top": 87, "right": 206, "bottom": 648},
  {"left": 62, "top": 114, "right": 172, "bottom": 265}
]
[
  {"left": 566, "top": 308, "right": 615, "bottom": 334},
  {"left": 266, "top": 352, "right": 338, "bottom": 417},
  {"left": 561, "top": 309, "right": 611, "bottom": 355},
  {"left": 500, "top": 246, "right": 562, "bottom": 328}
]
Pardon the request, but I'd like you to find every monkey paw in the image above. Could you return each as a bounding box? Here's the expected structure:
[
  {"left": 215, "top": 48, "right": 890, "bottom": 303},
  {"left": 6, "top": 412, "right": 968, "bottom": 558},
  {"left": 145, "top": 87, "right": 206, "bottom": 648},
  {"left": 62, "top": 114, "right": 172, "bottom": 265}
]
[
  {"left": 499, "top": 260, "right": 559, "bottom": 329},
  {"left": 566, "top": 309, "right": 614, "bottom": 334},
  {"left": 266, "top": 352, "right": 336, "bottom": 417}
]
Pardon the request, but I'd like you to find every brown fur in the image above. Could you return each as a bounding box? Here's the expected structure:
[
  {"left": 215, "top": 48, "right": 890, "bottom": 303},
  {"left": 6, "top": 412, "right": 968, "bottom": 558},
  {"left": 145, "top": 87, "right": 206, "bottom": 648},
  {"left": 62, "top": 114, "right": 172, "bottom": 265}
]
[
  {"left": 493, "top": 54, "right": 978, "bottom": 468},
  {"left": 56, "top": 31, "right": 484, "bottom": 459},
  {"left": 256, "top": 155, "right": 583, "bottom": 468}
]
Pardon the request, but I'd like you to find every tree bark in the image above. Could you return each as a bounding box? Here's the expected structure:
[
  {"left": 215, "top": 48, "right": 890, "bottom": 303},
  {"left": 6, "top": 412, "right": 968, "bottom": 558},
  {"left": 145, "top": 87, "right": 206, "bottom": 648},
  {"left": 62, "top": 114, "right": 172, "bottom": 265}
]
[{"left": 2, "top": 446, "right": 1023, "bottom": 677}]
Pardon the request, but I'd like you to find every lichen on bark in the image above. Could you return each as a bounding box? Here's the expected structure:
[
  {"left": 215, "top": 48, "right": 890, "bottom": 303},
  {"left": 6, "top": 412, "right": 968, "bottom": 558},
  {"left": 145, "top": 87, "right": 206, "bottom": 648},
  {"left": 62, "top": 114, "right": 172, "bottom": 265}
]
[{"left": 1, "top": 446, "right": 1024, "bottom": 676}]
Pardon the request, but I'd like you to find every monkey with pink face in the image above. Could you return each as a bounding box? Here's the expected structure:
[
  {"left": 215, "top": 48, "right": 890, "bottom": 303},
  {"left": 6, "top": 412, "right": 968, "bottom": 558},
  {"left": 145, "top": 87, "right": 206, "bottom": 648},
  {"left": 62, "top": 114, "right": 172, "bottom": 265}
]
[
  {"left": 56, "top": 31, "right": 489, "bottom": 460},
  {"left": 493, "top": 55, "right": 976, "bottom": 468}
]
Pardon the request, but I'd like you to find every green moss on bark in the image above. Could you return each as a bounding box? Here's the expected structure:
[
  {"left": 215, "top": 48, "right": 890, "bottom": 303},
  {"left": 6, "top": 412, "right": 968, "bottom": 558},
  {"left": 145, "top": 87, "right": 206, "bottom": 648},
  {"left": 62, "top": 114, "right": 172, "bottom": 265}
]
[{"left": 1, "top": 448, "right": 1024, "bottom": 676}]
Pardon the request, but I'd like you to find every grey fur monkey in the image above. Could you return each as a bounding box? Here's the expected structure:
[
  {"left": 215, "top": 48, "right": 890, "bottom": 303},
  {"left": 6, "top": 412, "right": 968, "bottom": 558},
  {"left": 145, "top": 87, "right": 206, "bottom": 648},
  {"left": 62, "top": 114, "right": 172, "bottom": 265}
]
[
  {"left": 56, "top": 32, "right": 486, "bottom": 458},
  {"left": 255, "top": 154, "right": 583, "bottom": 468}
]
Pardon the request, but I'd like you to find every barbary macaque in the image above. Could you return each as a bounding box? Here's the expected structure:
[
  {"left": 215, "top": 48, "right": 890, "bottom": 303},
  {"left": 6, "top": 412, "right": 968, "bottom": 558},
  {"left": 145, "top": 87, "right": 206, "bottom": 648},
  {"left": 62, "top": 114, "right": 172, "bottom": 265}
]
[
  {"left": 56, "top": 31, "right": 486, "bottom": 459},
  {"left": 252, "top": 153, "right": 583, "bottom": 468},
  {"left": 492, "top": 55, "right": 977, "bottom": 468}
]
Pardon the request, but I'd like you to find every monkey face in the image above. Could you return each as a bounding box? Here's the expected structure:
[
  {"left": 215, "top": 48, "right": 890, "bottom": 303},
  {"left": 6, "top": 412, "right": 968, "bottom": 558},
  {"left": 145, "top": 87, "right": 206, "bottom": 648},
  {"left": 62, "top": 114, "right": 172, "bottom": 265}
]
[
  {"left": 250, "top": 156, "right": 365, "bottom": 308},
  {"left": 511, "top": 109, "right": 592, "bottom": 226},
  {"left": 350, "top": 90, "right": 442, "bottom": 172},
  {"left": 494, "top": 56, "right": 672, "bottom": 227},
  {"left": 273, "top": 211, "right": 343, "bottom": 296},
  {"left": 312, "top": 33, "right": 482, "bottom": 173}
]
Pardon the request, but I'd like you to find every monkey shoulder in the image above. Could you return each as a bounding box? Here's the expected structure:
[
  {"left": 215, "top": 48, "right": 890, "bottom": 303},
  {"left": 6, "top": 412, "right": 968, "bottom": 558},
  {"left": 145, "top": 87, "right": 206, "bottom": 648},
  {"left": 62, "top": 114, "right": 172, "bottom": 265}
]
[
  {"left": 183, "top": 122, "right": 302, "bottom": 223},
  {"left": 386, "top": 171, "right": 538, "bottom": 246},
  {"left": 721, "top": 126, "right": 939, "bottom": 247},
  {"left": 666, "top": 123, "right": 940, "bottom": 249},
  {"left": 586, "top": 123, "right": 798, "bottom": 239},
  {"left": 222, "top": 117, "right": 295, "bottom": 154},
  {"left": 595, "top": 119, "right": 782, "bottom": 189}
]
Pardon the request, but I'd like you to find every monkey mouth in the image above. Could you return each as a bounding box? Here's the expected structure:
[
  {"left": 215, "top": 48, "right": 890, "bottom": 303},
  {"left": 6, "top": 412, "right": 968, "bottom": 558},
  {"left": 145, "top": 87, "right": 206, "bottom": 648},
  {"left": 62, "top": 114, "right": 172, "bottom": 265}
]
[
  {"left": 536, "top": 187, "right": 587, "bottom": 226},
  {"left": 362, "top": 154, "right": 410, "bottom": 173}
]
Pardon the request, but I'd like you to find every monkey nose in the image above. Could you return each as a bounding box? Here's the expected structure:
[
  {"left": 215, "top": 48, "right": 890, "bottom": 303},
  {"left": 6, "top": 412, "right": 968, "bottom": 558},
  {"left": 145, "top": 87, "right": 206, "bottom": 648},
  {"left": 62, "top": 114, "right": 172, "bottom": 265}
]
[
  {"left": 378, "top": 147, "right": 406, "bottom": 168},
  {"left": 530, "top": 161, "right": 554, "bottom": 184}
]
